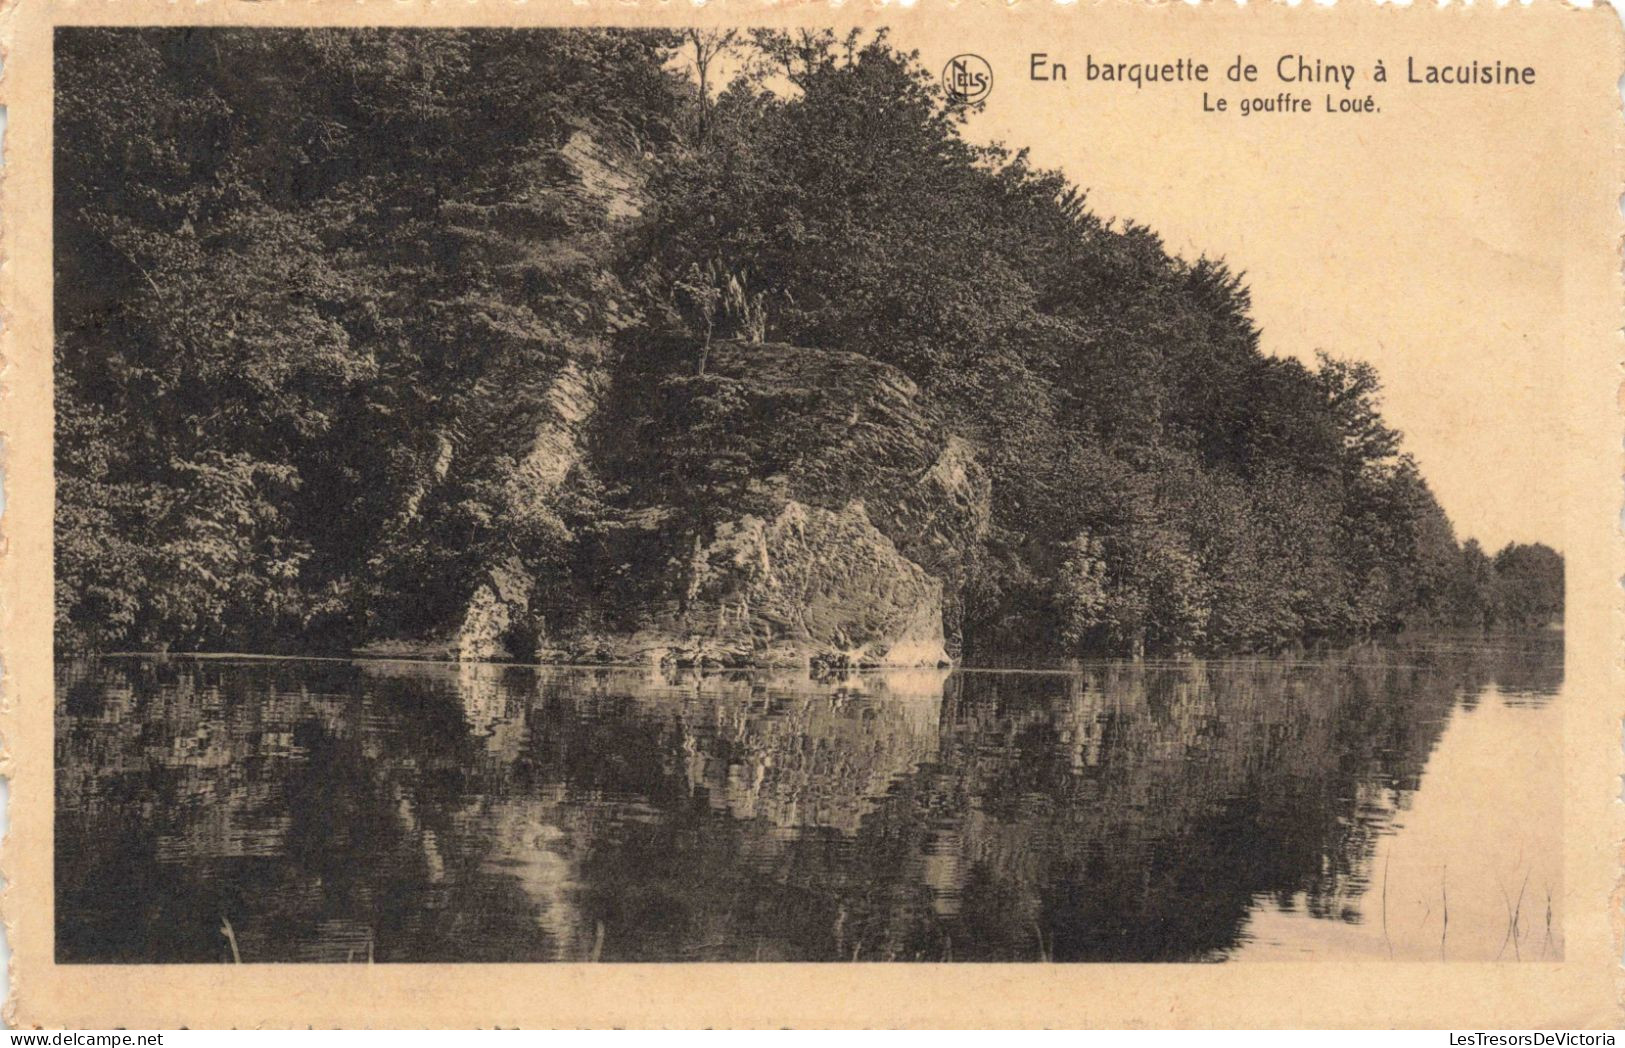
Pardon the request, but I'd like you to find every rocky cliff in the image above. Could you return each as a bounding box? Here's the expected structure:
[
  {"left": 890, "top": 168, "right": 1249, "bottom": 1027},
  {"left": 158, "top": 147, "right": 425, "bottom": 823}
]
[
  {"left": 357, "top": 129, "right": 989, "bottom": 669},
  {"left": 437, "top": 340, "right": 990, "bottom": 669}
]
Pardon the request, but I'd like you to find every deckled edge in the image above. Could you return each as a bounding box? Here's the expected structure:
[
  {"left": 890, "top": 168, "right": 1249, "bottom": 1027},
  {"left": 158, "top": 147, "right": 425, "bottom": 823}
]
[
  {"left": 0, "top": 0, "right": 19, "bottom": 1026},
  {"left": 2, "top": 0, "right": 21, "bottom": 1031},
  {"left": 1612, "top": 0, "right": 1625, "bottom": 1028}
]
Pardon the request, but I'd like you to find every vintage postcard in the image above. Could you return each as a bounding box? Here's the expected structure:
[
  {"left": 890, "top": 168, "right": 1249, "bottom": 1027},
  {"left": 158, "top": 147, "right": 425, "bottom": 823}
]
[{"left": 0, "top": 0, "right": 1620, "bottom": 1030}]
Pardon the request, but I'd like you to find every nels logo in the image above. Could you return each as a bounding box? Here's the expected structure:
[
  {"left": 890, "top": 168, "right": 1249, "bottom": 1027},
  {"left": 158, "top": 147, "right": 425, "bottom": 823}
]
[{"left": 943, "top": 54, "right": 993, "bottom": 105}]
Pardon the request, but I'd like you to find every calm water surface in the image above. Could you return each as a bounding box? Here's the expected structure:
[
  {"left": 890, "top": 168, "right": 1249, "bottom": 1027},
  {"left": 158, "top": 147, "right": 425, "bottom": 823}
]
[{"left": 56, "top": 635, "right": 1562, "bottom": 963}]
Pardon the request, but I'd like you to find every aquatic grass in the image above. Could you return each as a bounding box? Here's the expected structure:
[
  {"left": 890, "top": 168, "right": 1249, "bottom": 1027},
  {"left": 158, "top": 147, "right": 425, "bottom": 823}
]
[
  {"left": 1381, "top": 853, "right": 1392, "bottom": 959},
  {"left": 1440, "top": 866, "right": 1449, "bottom": 960},
  {"left": 219, "top": 914, "right": 241, "bottom": 964},
  {"left": 1543, "top": 886, "right": 1555, "bottom": 959},
  {"left": 1497, "top": 870, "right": 1530, "bottom": 961},
  {"left": 1033, "top": 920, "right": 1052, "bottom": 963}
]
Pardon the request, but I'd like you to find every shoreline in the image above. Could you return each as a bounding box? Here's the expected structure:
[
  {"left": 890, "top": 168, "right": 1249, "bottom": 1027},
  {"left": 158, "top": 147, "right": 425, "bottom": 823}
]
[{"left": 56, "top": 630, "right": 1562, "bottom": 677}]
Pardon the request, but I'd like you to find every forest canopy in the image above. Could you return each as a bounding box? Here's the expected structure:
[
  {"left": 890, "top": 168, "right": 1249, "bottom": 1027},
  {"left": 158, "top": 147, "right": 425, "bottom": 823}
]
[{"left": 54, "top": 28, "right": 1563, "bottom": 658}]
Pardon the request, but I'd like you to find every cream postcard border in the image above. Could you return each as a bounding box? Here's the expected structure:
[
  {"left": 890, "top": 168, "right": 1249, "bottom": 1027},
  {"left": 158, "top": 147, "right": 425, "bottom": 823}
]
[{"left": 1, "top": 0, "right": 1621, "bottom": 1029}]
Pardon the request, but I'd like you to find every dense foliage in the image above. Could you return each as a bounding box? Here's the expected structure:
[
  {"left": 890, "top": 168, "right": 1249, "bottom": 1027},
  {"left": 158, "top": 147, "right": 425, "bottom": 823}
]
[{"left": 55, "top": 28, "right": 1563, "bottom": 656}]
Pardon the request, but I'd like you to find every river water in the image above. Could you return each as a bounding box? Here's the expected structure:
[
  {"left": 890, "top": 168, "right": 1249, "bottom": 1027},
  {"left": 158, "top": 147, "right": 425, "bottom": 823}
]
[{"left": 55, "top": 634, "right": 1562, "bottom": 963}]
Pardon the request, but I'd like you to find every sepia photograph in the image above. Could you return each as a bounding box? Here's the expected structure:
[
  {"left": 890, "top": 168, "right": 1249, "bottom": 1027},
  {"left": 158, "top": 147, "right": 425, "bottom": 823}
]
[
  {"left": 4, "top": 0, "right": 1620, "bottom": 1030},
  {"left": 47, "top": 22, "right": 1571, "bottom": 967}
]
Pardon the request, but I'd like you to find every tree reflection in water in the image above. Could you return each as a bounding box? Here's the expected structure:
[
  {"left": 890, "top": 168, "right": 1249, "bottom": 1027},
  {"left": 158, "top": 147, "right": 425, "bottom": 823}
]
[{"left": 55, "top": 635, "right": 1561, "bottom": 963}]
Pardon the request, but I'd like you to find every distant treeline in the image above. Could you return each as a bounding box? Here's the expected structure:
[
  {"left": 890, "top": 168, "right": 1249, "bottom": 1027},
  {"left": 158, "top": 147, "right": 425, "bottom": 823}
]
[{"left": 54, "top": 28, "right": 1563, "bottom": 657}]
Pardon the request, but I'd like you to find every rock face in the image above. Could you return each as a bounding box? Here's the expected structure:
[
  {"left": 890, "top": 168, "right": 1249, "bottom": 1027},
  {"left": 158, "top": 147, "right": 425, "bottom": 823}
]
[
  {"left": 444, "top": 127, "right": 651, "bottom": 661},
  {"left": 365, "top": 131, "right": 990, "bottom": 668},
  {"left": 521, "top": 340, "right": 990, "bottom": 668},
  {"left": 457, "top": 559, "right": 534, "bottom": 662},
  {"left": 423, "top": 337, "right": 993, "bottom": 668},
  {"left": 684, "top": 500, "right": 946, "bottom": 668},
  {"left": 538, "top": 500, "right": 950, "bottom": 668},
  {"left": 362, "top": 123, "right": 650, "bottom": 663},
  {"left": 452, "top": 358, "right": 609, "bottom": 661},
  {"left": 430, "top": 339, "right": 994, "bottom": 668}
]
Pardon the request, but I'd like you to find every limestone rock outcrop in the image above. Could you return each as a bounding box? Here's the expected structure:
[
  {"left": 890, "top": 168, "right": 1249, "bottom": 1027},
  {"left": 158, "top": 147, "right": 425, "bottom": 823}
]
[
  {"left": 536, "top": 500, "right": 950, "bottom": 668},
  {"left": 360, "top": 131, "right": 990, "bottom": 669}
]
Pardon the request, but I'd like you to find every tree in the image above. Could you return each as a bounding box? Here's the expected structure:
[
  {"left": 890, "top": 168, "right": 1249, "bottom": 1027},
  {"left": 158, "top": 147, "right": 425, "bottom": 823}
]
[
  {"left": 683, "top": 29, "right": 741, "bottom": 141},
  {"left": 1492, "top": 543, "right": 1564, "bottom": 628}
]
